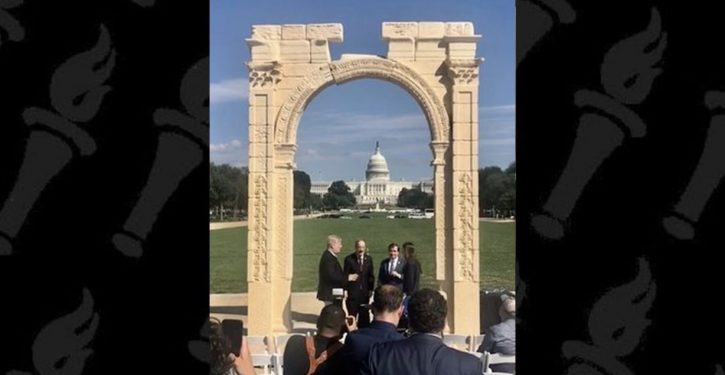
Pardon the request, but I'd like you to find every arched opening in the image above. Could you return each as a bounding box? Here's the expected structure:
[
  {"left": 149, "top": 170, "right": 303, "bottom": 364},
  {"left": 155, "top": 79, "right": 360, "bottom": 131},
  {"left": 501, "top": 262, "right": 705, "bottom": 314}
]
[{"left": 245, "top": 23, "right": 481, "bottom": 337}]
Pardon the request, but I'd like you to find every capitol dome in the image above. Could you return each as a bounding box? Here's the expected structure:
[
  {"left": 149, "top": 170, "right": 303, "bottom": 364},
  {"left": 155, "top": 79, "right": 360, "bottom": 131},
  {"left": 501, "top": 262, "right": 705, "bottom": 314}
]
[{"left": 366, "top": 141, "right": 390, "bottom": 182}]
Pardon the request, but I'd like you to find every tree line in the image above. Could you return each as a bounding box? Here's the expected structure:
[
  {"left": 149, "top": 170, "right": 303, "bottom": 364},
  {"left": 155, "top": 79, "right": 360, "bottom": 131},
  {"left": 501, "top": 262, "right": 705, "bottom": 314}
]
[{"left": 209, "top": 161, "right": 515, "bottom": 219}]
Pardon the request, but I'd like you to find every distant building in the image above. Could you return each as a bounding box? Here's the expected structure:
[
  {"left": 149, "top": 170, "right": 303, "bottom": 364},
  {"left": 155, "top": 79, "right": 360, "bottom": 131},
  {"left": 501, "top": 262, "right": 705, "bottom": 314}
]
[{"left": 310, "top": 142, "right": 433, "bottom": 205}]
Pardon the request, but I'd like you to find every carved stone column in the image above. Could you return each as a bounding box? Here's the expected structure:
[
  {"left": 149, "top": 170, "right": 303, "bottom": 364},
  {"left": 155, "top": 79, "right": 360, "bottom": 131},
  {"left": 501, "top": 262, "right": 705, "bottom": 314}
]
[
  {"left": 446, "top": 56, "right": 481, "bottom": 336},
  {"left": 272, "top": 143, "right": 296, "bottom": 333},
  {"left": 430, "top": 141, "right": 449, "bottom": 282},
  {"left": 246, "top": 61, "right": 279, "bottom": 336}
]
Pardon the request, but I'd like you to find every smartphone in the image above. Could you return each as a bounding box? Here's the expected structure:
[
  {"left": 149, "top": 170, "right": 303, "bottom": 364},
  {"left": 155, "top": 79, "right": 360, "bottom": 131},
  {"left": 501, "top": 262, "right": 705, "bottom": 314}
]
[{"left": 221, "top": 319, "right": 244, "bottom": 357}]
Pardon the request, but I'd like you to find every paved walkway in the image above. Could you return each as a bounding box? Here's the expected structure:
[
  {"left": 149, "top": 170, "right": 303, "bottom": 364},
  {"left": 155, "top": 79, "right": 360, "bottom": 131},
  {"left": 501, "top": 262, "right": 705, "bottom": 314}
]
[
  {"left": 210, "top": 292, "right": 325, "bottom": 333},
  {"left": 210, "top": 213, "right": 328, "bottom": 230}
]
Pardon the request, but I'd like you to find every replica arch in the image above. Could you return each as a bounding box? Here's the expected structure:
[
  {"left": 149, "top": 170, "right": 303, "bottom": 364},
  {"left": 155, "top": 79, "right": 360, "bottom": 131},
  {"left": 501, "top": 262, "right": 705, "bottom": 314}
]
[{"left": 245, "top": 22, "right": 482, "bottom": 337}]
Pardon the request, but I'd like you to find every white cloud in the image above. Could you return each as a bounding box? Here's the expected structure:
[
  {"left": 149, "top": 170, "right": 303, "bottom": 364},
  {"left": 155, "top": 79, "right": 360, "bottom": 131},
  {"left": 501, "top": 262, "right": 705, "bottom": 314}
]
[
  {"left": 480, "top": 104, "right": 515, "bottom": 115},
  {"left": 210, "top": 77, "right": 248, "bottom": 104},
  {"left": 210, "top": 139, "right": 244, "bottom": 153}
]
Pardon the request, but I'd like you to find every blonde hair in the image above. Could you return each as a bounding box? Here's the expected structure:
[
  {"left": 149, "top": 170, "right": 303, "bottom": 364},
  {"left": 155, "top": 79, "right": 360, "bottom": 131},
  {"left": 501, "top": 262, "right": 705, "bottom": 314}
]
[{"left": 327, "top": 234, "right": 341, "bottom": 248}]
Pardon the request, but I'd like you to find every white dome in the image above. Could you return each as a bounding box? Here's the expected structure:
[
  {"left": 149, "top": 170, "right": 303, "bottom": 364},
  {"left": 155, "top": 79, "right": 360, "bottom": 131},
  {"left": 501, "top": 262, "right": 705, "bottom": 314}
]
[{"left": 366, "top": 142, "right": 390, "bottom": 181}]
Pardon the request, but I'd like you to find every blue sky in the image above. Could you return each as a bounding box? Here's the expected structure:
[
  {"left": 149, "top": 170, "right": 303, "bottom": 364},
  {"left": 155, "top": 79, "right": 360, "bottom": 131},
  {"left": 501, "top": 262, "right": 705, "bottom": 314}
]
[{"left": 211, "top": 0, "right": 515, "bottom": 181}]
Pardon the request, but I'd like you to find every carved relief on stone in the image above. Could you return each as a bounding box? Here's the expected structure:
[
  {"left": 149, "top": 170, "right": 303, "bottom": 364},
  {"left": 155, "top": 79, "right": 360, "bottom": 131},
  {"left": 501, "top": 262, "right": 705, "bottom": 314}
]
[
  {"left": 252, "top": 174, "right": 269, "bottom": 282},
  {"left": 382, "top": 22, "right": 418, "bottom": 39},
  {"left": 249, "top": 68, "right": 281, "bottom": 88},
  {"left": 445, "top": 22, "right": 474, "bottom": 36},
  {"left": 457, "top": 172, "right": 475, "bottom": 281},
  {"left": 275, "top": 65, "right": 333, "bottom": 143},
  {"left": 448, "top": 67, "right": 479, "bottom": 85},
  {"left": 274, "top": 57, "right": 449, "bottom": 151}
]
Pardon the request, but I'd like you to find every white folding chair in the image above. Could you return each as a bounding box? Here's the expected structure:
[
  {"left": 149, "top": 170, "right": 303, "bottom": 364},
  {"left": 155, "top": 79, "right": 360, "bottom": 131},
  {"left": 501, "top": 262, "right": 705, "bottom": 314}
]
[
  {"left": 442, "top": 334, "right": 470, "bottom": 352},
  {"left": 468, "top": 334, "right": 485, "bottom": 352},
  {"left": 247, "top": 335, "right": 274, "bottom": 374},
  {"left": 482, "top": 351, "right": 516, "bottom": 374},
  {"left": 271, "top": 353, "right": 285, "bottom": 375}
]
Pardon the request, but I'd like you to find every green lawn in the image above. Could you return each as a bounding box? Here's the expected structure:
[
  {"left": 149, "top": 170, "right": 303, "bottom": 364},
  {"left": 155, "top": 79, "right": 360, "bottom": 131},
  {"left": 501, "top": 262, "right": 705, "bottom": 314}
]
[{"left": 210, "top": 217, "right": 515, "bottom": 293}]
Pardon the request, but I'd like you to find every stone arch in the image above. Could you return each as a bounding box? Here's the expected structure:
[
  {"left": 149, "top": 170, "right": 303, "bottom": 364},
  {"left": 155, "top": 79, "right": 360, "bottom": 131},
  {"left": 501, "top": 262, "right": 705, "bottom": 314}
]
[
  {"left": 245, "top": 22, "right": 482, "bottom": 338},
  {"left": 274, "top": 57, "right": 449, "bottom": 147}
]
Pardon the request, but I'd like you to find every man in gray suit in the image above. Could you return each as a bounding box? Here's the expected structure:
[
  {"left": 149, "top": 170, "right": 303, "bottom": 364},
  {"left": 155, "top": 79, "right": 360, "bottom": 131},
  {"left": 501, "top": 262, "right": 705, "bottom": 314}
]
[{"left": 478, "top": 295, "right": 516, "bottom": 373}]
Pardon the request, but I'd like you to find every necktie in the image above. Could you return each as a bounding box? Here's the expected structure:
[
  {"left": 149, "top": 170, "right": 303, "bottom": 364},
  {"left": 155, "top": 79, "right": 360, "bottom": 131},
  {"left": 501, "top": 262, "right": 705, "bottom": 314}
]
[
  {"left": 390, "top": 259, "right": 395, "bottom": 274},
  {"left": 358, "top": 256, "right": 363, "bottom": 272}
]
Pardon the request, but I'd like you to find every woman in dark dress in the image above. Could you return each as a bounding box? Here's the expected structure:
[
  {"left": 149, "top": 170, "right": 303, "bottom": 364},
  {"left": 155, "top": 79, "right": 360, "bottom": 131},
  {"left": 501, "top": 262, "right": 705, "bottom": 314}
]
[{"left": 401, "top": 244, "right": 421, "bottom": 317}]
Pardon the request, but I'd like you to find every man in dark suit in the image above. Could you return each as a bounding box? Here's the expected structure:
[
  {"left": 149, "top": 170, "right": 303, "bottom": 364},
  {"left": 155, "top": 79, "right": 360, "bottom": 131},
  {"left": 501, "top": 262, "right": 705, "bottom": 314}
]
[
  {"left": 362, "top": 288, "right": 484, "bottom": 375},
  {"left": 378, "top": 243, "right": 405, "bottom": 290},
  {"left": 339, "top": 285, "right": 405, "bottom": 374},
  {"left": 343, "top": 239, "right": 376, "bottom": 327},
  {"left": 317, "top": 234, "right": 358, "bottom": 306}
]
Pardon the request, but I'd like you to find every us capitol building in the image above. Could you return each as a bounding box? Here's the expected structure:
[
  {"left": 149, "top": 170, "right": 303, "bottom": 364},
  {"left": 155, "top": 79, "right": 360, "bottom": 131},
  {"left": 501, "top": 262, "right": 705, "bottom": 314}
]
[{"left": 310, "top": 142, "right": 433, "bottom": 205}]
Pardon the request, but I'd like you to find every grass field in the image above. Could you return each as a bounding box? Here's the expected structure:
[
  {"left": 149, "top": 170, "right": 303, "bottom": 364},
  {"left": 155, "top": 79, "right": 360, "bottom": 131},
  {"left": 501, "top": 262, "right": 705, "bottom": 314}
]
[{"left": 210, "top": 217, "right": 514, "bottom": 293}]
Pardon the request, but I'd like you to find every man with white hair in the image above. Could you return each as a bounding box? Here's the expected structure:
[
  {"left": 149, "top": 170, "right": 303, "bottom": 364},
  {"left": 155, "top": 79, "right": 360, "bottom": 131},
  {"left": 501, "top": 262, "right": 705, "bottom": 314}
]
[{"left": 477, "top": 294, "right": 516, "bottom": 373}]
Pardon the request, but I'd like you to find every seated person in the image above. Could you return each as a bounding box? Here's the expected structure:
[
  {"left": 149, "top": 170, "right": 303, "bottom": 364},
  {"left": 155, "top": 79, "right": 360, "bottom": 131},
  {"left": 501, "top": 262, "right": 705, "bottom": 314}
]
[
  {"left": 283, "top": 304, "right": 354, "bottom": 374},
  {"left": 478, "top": 295, "right": 516, "bottom": 373},
  {"left": 363, "top": 288, "right": 483, "bottom": 375},
  {"left": 339, "top": 285, "right": 405, "bottom": 373}
]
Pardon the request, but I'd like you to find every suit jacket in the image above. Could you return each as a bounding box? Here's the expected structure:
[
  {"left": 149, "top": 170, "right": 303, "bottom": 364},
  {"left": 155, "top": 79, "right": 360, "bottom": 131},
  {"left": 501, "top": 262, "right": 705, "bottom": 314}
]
[
  {"left": 402, "top": 259, "right": 421, "bottom": 295},
  {"left": 339, "top": 320, "right": 403, "bottom": 374},
  {"left": 362, "top": 333, "right": 483, "bottom": 375},
  {"left": 317, "top": 249, "right": 345, "bottom": 302},
  {"left": 378, "top": 257, "right": 405, "bottom": 289},
  {"left": 342, "top": 252, "right": 375, "bottom": 302},
  {"left": 478, "top": 318, "right": 516, "bottom": 373}
]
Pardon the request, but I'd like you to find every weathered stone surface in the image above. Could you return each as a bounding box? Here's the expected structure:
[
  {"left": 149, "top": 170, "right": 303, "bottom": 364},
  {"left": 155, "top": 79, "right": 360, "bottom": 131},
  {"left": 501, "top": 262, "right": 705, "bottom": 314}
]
[
  {"left": 282, "top": 24, "right": 306, "bottom": 40},
  {"left": 251, "top": 25, "right": 282, "bottom": 40},
  {"left": 307, "top": 23, "right": 343, "bottom": 42},
  {"left": 419, "top": 22, "right": 445, "bottom": 38},
  {"left": 245, "top": 21, "right": 482, "bottom": 337},
  {"left": 382, "top": 22, "right": 418, "bottom": 38},
  {"left": 445, "top": 22, "right": 475, "bottom": 36}
]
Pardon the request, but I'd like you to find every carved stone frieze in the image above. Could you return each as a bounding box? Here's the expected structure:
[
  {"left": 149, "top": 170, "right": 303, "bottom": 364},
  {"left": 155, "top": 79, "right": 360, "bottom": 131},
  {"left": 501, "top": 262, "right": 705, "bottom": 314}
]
[
  {"left": 251, "top": 174, "right": 269, "bottom": 282},
  {"left": 457, "top": 172, "right": 475, "bottom": 281}
]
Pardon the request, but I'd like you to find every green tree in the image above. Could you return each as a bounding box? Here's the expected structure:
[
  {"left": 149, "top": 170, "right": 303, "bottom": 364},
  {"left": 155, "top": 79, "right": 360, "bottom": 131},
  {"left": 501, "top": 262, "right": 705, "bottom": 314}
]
[
  {"left": 322, "top": 180, "right": 356, "bottom": 209},
  {"left": 293, "top": 170, "right": 312, "bottom": 209},
  {"left": 397, "top": 188, "right": 433, "bottom": 209},
  {"left": 478, "top": 162, "right": 516, "bottom": 217},
  {"left": 210, "top": 163, "right": 248, "bottom": 220}
]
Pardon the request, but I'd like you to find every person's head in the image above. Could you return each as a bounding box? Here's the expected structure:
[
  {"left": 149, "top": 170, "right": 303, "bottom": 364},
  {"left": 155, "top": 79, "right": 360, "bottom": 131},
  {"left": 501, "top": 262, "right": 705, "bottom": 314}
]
[
  {"left": 371, "top": 285, "right": 404, "bottom": 325},
  {"left": 387, "top": 242, "right": 399, "bottom": 260},
  {"left": 499, "top": 295, "right": 516, "bottom": 321},
  {"left": 354, "top": 239, "right": 366, "bottom": 256},
  {"left": 403, "top": 245, "right": 416, "bottom": 261},
  {"left": 316, "top": 304, "right": 346, "bottom": 337},
  {"left": 402, "top": 241, "right": 414, "bottom": 252},
  {"left": 209, "top": 320, "right": 233, "bottom": 375},
  {"left": 408, "top": 288, "right": 447, "bottom": 334},
  {"left": 327, "top": 234, "right": 342, "bottom": 254}
]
